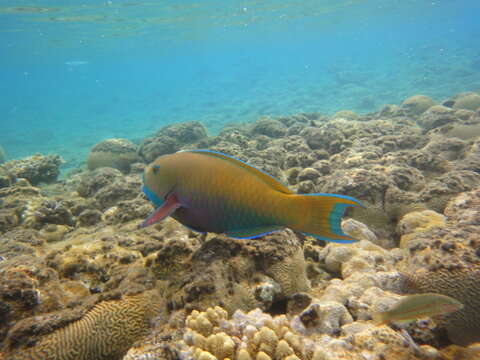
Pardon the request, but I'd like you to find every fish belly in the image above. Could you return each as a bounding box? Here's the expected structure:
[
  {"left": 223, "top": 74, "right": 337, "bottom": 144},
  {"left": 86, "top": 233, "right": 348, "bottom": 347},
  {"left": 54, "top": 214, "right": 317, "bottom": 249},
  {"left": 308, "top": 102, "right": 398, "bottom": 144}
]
[{"left": 172, "top": 180, "right": 285, "bottom": 234}]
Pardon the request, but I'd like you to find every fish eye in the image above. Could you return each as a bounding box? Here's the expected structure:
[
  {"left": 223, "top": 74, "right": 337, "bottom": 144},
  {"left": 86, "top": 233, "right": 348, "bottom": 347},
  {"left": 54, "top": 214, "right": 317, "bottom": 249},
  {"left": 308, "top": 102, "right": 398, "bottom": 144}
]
[{"left": 151, "top": 165, "right": 160, "bottom": 174}]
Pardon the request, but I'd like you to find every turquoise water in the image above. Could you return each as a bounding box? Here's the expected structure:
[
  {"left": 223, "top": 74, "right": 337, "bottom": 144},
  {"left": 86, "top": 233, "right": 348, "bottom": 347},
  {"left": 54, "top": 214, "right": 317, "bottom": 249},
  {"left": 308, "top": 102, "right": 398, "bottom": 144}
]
[{"left": 0, "top": 0, "right": 479, "bottom": 170}]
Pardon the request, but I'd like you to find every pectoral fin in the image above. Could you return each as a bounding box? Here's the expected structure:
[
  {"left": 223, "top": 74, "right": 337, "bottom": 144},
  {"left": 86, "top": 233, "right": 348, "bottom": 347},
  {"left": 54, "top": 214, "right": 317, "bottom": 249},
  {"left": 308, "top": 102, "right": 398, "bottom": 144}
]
[{"left": 140, "top": 193, "right": 181, "bottom": 228}]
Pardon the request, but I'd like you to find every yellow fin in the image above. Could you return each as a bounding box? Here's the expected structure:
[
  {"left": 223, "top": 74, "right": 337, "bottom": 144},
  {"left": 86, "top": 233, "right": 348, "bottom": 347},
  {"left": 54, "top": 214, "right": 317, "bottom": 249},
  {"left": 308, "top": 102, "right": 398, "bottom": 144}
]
[{"left": 183, "top": 149, "right": 293, "bottom": 194}]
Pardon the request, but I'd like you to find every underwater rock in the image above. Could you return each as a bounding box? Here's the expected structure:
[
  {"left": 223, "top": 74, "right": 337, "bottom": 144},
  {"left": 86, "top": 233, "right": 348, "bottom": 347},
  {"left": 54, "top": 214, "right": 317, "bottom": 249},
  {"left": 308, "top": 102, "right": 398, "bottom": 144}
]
[
  {"left": 0, "top": 229, "right": 44, "bottom": 258},
  {"left": 419, "top": 170, "right": 480, "bottom": 212},
  {"left": 292, "top": 300, "right": 353, "bottom": 336},
  {"left": 250, "top": 118, "right": 287, "bottom": 138},
  {"left": 377, "top": 104, "right": 403, "bottom": 117},
  {"left": 102, "top": 197, "right": 151, "bottom": 225},
  {"left": 406, "top": 148, "right": 452, "bottom": 175},
  {"left": 432, "top": 121, "right": 480, "bottom": 141},
  {"left": 87, "top": 138, "right": 138, "bottom": 173},
  {"left": 0, "top": 154, "right": 63, "bottom": 185},
  {"left": 281, "top": 135, "right": 311, "bottom": 154},
  {"left": 0, "top": 208, "right": 19, "bottom": 234},
  {"left": 158, "top": 121, "right": 208, "bottom": 144},
  {"left": 401, "top": 95, "right": 435, "bottom": 115},
  {"left": 0, "top": 183, "right": 45, "bottom": 233},
  {"left": 138, "top": 134, "right": 178, "bottom": 163},
  {"left": 421, "top": 136, "right": 467, "bottom": 161},
  {"left": 0, "top": 168, "right": 16, "bottom": 188},
  {"left": 76, "top": 169, "right": 142, "bottom": 211},
  {"left": 32, "top": 199, "right": 75, "bottom": 227},
  {"left": 39, "top": 224, "right": 71, "bottom": 243},
  {"left": 417, "top": 105, "right": 457, "bottom": 131},
  {"left": 397, "top": 210, "right": 446, "bottom": 249},
  {"left": 450, "top": 92, "right": 480, "bottom": 111},
  {"left": 332, "top": 110, "right": 361, "bottom": 121},
  {"left": 77, "top": 209, "right": 103, "bottom": 227},
  {"left": 76, "top": 167, "right": 123, "bottom": 198},
  {"left": 93, "top": 175, "right": 141, "bottom": 210},
  {"left": 399, "top": 189, "right": 480, "bottom": 273},
  {"left": 138, "top": 122, "right": 207, "bottom": 164},
  {"left": 299, "top": 125, "right": 351, "bottom": 154},
  {"left": 44, "top": 231, "right": 153, "bottom": 292},
  {"left": 217, "top": 130, "right": 251, "bottom": 149},
  {"left": 0, "top": 254, "right": 79, "bottom": 344},
  {"left": 319, "top": 167, "right": 394, "bottom": 206},
  {"left": 296, "top": 168, "right": 321, "bottom": 183},
  {"left": 147, "top": 230, "right": 308, "bottom": 315},
  {"left": 320, "top": 241, "right": 396, "bottom": 285},
  {"left": 454, "top": 108, "right": 476, "bottom": 120},
  {"left": 341, "top": 218, "right": 377, "bottom": 244}
]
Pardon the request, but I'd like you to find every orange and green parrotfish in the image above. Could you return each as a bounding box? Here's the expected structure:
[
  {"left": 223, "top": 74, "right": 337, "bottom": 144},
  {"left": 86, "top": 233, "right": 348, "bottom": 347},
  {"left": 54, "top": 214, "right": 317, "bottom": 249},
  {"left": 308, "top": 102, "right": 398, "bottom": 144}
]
[
  {"left": 140, "top": 150, "right": 364, "bottom": 242},
  {"left": 372, "top": 293, "right": 464, "bottom": 325}
]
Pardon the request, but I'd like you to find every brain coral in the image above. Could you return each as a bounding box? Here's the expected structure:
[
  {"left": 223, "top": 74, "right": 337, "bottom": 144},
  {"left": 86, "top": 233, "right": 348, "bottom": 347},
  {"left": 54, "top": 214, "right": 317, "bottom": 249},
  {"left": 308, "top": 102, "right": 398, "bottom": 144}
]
[
  {"left": 6, "top": 290, "right": 163, "bottom": 360},
  {"left": 401, "top": 267, "right": 480, "bottom": 346}
]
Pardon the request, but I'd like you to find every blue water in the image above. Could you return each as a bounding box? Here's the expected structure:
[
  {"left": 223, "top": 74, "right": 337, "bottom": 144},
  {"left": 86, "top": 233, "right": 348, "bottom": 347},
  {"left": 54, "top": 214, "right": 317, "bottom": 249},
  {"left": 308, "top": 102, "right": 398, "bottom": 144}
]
[{"left": 1, "top": 0, "right": 479, "bottom": 170}]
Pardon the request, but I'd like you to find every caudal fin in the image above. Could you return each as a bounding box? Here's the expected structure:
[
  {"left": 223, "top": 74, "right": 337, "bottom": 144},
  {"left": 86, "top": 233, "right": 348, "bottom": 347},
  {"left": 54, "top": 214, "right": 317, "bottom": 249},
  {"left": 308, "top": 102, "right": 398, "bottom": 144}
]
[{"left": 290, "top": 193, "right": 364, "bottom": 243}]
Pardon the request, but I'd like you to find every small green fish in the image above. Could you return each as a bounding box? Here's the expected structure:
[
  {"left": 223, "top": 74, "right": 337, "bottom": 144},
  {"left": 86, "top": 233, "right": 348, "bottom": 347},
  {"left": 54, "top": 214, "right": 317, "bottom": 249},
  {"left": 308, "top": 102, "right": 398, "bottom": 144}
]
[{"left": 373, "top": 293, "right": 464, "bottom": 325}]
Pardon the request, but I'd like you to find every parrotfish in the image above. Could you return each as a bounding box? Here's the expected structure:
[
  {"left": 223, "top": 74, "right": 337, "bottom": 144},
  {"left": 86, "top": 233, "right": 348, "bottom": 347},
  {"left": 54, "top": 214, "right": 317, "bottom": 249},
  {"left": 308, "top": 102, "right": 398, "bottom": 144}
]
[
  {"left": 140, "top": 150, "right": 363, "bottom": 242},
  {"left": 373, "top": 293, "right": 464, "bottom": 325}
]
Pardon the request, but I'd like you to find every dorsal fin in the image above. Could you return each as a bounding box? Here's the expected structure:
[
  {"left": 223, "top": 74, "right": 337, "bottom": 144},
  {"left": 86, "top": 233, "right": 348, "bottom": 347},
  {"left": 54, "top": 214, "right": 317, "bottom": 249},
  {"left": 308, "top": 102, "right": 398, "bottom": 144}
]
[{"left": 181, "top": 149, "right": 293, "bottom": 194}]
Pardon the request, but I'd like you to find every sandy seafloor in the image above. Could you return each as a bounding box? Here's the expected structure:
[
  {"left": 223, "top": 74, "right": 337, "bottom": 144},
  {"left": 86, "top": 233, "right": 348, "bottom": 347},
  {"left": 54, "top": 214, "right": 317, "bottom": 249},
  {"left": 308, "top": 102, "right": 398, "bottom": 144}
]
[{"left": 1, "top": 91, "right": 480, "bottom": 359}]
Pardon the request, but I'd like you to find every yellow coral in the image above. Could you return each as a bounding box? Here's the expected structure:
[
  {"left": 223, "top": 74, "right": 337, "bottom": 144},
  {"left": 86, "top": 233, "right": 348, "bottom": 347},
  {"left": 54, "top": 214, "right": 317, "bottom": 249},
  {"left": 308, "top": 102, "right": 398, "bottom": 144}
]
[
  {"left": 183, "top": 307, "right": 310, "bottom": 360},
  {"left": 397, "top": 210, "right": 446, "bottom": 248}
]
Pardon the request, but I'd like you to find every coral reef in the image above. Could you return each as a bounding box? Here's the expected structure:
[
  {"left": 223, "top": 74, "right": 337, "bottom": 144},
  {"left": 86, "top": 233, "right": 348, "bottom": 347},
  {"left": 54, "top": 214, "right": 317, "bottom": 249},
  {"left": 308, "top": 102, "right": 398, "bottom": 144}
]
[
  {"left": 146, "top": 230, "right": 309, "bottom": 315},
  {"left": 87, "top": 138, "right": 138, "bottom": 173},
  {"left": 2, "top": 91, "right": 480, "bottom": 359},
  {"left": 0, "top": 154, "right": 63, "bottom": 185},
  {"left": 177, "top": 306, "right": 435, "bottom": 360},
  {"left": 139, "top": 121, "right": 208, "bottom": 163},
  {"left": 397, "top": 189, "right": 480, "bottom": 346}
]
